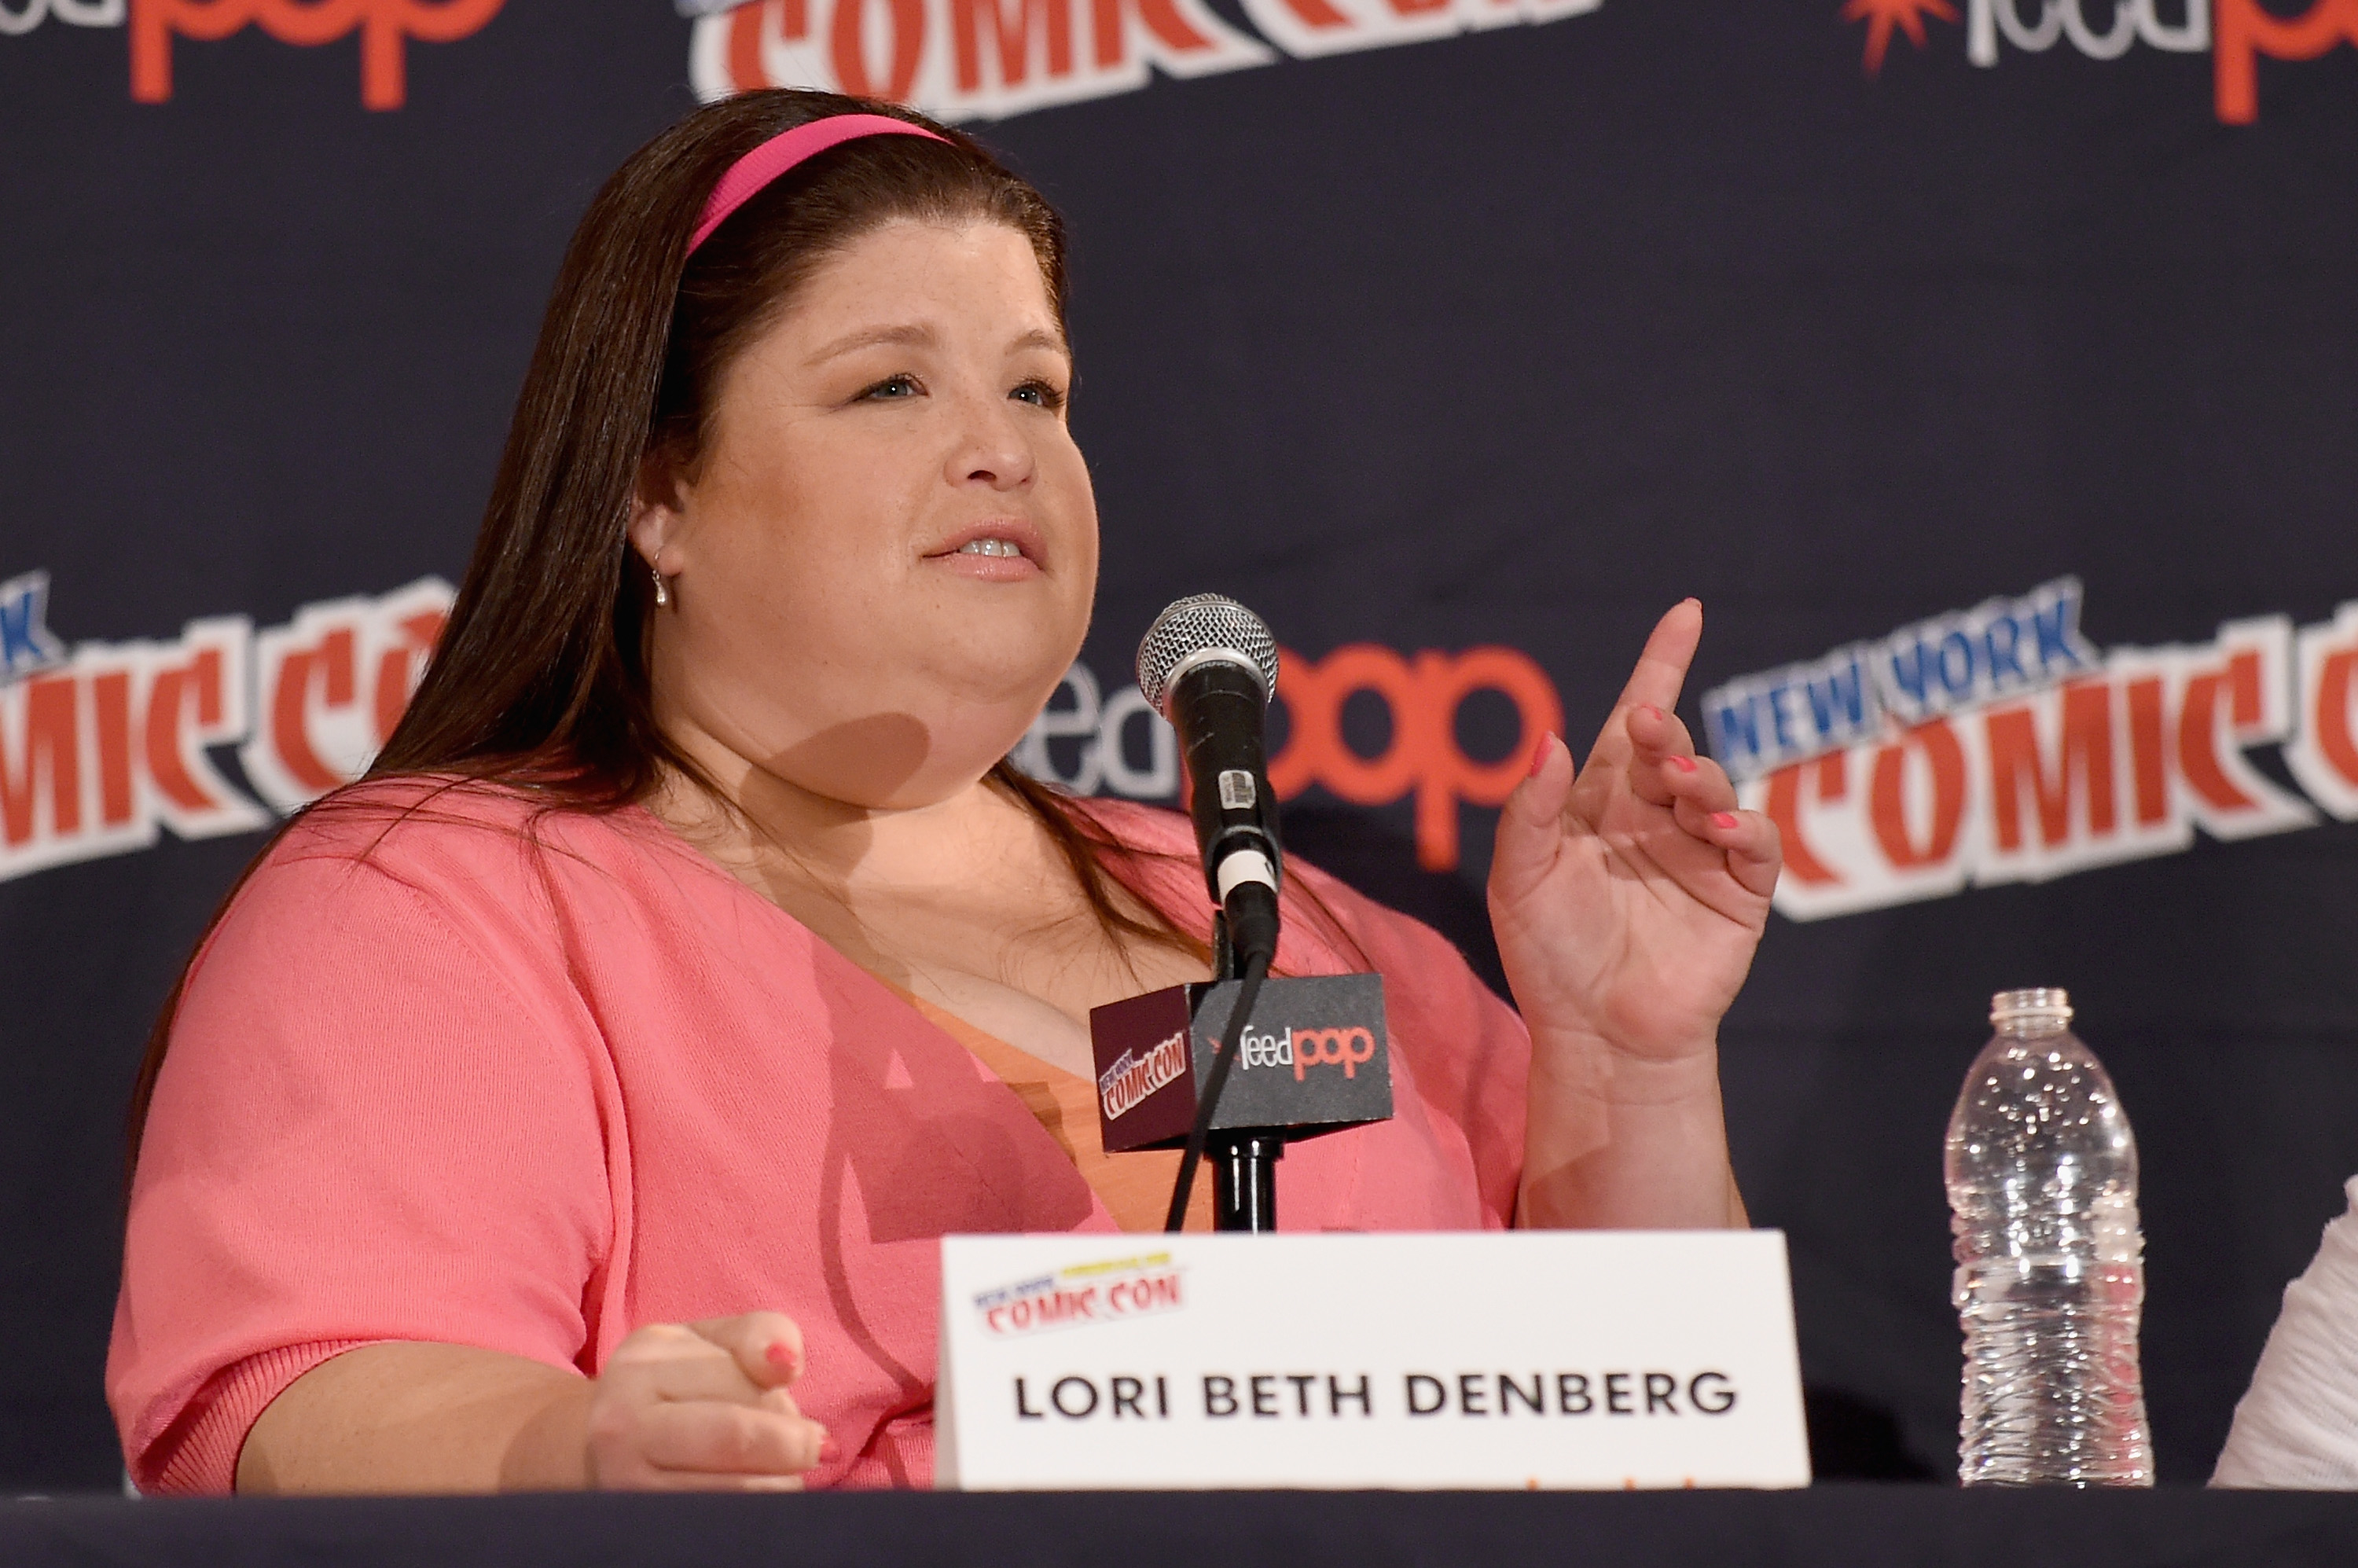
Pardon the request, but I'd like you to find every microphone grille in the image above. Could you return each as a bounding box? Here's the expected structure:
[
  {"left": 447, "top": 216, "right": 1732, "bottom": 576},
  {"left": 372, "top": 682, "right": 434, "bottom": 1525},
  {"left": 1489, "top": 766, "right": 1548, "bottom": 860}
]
[{"left": 1135, "top": 594, "right": 1280, "bottom": 714}]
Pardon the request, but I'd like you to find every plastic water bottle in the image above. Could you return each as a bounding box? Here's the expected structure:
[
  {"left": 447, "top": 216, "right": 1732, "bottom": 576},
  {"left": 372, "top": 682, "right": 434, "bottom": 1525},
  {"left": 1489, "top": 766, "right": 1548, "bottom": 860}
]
[{"left": 1945, "top": 988, "right": 2154, "bottom": 1486}]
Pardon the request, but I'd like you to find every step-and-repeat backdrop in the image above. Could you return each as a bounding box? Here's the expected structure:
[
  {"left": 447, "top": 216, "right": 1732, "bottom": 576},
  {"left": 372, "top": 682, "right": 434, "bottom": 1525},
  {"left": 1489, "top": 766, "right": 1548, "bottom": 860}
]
[{"left": 2, "top": 0, "right": 2355, "bottom": 1491}]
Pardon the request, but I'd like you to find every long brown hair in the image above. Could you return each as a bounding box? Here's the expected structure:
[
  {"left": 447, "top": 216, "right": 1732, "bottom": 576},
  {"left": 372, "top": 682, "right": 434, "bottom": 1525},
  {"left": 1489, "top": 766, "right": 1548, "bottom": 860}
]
[{"left": 126, "top": 90, "right": 1201, "bottom": 1173}]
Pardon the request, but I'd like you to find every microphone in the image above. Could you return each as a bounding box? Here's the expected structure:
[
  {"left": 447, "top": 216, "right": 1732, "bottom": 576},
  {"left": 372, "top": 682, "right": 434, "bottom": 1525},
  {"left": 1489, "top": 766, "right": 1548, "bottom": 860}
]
[{"left": 1136, "top": 594, "right": 1283, "bottom": 969}]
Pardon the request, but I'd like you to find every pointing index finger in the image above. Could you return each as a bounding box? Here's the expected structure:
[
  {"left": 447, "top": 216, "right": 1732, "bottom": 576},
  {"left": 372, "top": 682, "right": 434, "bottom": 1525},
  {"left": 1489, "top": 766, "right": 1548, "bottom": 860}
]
[{"left": 1607, "top": 600, "right": 1703, "bottom": 729}]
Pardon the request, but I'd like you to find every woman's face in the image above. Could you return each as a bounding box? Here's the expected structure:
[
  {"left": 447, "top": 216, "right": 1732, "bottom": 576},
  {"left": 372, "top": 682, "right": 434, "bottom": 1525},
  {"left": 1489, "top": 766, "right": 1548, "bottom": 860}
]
[{"left": 634, "top": 216, "right": 1096, "bottom": 812}]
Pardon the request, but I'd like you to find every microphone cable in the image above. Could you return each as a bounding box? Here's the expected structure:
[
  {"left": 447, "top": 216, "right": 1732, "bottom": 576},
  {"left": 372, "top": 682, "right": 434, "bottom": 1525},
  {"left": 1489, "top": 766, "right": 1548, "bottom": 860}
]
[{"left": 1163, "top": 949, "right": 1272, "bottom": 1232}]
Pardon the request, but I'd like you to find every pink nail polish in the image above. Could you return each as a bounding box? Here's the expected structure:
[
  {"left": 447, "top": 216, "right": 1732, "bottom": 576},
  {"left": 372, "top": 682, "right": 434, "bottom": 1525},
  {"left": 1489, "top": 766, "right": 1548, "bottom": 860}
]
[
  {"left": 818, "top": 1438, "right": 839, "bottom": 1463},
  {"left": 1528, "top": 733, "right": 1555, "bottom": 778},
  {"left": 1712, "top": 811, "right": 1739, "bottom": 830},
  {"left": 765, "top": 1342, "right": 798, "bottom": 1377},
  {"left": 1669, "top": 755, "right": 1697, "bottom": 774}
]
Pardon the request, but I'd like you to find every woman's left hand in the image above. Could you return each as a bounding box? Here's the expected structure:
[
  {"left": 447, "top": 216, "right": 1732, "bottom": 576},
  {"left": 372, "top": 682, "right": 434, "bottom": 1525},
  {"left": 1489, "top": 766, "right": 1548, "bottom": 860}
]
[{"left": 1489, "top": 599, "right": 1780, "bottom": 1088}]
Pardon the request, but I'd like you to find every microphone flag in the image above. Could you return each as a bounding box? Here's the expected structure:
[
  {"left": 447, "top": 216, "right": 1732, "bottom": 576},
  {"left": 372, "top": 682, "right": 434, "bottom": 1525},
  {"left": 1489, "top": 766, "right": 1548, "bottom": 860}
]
[{"left": 1089, "top": 975, "right": 1394, "bottom": 1155}]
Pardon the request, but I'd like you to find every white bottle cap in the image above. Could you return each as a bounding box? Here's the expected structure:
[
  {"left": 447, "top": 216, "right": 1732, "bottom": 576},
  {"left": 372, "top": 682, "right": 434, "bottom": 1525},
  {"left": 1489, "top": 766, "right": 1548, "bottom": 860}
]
[{"left": 1990, "top": 987, "right": 2073, "bottom": 1026}]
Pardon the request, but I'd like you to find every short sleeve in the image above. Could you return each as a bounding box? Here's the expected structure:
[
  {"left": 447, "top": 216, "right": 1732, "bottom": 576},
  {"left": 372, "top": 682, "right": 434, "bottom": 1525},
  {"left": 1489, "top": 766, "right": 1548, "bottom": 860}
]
[
  {"left": 1287, "top": 858, "right": 1532, "bottom": 1229},
  {"left": 108, "top": 835, "right": 615, "bottom": 1494}
]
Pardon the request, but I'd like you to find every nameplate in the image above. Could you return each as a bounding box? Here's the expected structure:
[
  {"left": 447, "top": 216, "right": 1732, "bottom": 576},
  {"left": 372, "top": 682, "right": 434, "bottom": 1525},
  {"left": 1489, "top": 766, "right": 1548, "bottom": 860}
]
[{"left": 935, "top": 1231, "right": 1811, "bottom": 1490}]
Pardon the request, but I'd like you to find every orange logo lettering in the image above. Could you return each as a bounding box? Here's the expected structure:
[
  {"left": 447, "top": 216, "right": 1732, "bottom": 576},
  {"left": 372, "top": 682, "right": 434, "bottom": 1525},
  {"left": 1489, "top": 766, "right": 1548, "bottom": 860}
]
[
  {"left": 1289, "top": 1025, "right": 1376, "bottom": 1081},
  {"left": 129, "top": 0, "right": 504, "bottom": 109},
  {"left": 2213, "top": 0, "right": 2358, "bottom": 123},
  {"left": 1269, "top": 644, "right": 1563, "bottom": 872},
  {"left": 1749, "top": 610, "right": 2337, "bottom": 920}
]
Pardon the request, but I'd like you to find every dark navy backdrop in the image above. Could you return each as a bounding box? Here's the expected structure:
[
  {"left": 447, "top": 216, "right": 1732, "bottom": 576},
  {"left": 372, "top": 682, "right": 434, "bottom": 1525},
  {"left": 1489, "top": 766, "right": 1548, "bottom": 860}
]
[{"left": 2, "top": 0, "right": 2354, "bottom": 1491}]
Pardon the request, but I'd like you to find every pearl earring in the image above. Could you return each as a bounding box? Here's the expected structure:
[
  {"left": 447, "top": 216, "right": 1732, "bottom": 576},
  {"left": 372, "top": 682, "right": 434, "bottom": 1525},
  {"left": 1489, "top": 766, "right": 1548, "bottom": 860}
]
[{"left": 651, "top": 562, "right": 672, "bottom": 609}]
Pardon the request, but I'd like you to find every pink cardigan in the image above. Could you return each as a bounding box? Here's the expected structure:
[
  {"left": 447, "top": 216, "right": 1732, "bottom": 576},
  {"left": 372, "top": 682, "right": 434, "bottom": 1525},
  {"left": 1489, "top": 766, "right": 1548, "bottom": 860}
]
[{"left": 108, "top": 781, "right": 1530, "bottom": 1493}]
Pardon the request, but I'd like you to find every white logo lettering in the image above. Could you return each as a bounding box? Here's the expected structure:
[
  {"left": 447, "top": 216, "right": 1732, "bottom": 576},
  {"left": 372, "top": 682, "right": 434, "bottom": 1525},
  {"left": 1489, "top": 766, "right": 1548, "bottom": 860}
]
[
  {"left": 692, "top": 0, "right": 1605, "bottom": 124},
  {"left": 1013, "top": 661, "right": 1177, "bottom": 800},
  {"left": 1966, "top": 0, "right": 2208, "bottom": 65},
  {"left": 0, "top": 575, "right": 452, "bottom": 885},
  {"left": 1737, "top": 600, "right": 2358, "bottom": 922},
  {"left": 1097, "top": 1028, "right": 1189, "bottom": 1121},
  {"left": 1238, "top": 1023, "right": 1292, "bottom": 1073},
  {"left": 0, "top": 0, "right": 122, "bottom": 40}
]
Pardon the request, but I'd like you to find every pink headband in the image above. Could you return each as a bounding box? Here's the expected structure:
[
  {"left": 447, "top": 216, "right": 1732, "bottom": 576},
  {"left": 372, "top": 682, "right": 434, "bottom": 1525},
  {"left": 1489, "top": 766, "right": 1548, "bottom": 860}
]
[{"left": 687, "top": 114, "right": 953, "bottom": 258}]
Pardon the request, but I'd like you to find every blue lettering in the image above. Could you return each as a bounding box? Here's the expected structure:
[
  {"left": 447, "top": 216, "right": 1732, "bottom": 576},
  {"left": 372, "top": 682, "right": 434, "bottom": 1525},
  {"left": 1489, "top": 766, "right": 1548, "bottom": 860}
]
[
  {"left": 1710, "top": 580, "right": 2099, "bottom": 780},
  {"left": 2031, "top": 585, "right": 2095, "bottom": 674},
  {"left": 1802, "top": 656, "right": 1871, "bottom": 743},
  {"left": 1983, "top": 612, "right": 2027, "bottom": 687},
  {"left": 0, "top": 588, "right": 41, "bottom": 675},
  {"left": 1936, "top": 630, "right": 1978, "bottom": 697},
  {"left": 1765, "top": 683, "right": 1798, "bottom": 751},
  {"left": 1882, "top": 640, "right": 1934, "bottom": 716},
  {"left": 1706, "top": 692, "right": 1762, "bottom": 773},
  {"left": 0, "top": 573, "right": 63, "bottom": 681}
]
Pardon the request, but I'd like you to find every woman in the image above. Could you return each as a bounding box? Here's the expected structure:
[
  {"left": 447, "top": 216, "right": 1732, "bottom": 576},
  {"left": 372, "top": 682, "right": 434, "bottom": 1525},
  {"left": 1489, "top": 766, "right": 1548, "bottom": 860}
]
[
  {"left": 108, "top": 91, "right": 1780, "bottom": 1496},
  {"left": 2214, "top": 1176, "right": 2358, "bottom": 1489}
]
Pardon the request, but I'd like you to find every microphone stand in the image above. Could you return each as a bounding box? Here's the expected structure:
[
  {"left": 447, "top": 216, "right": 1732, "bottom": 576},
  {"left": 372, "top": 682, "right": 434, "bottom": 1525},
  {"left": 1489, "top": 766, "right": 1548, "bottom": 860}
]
[{"left": 1205, "top": 913, "right": 1283, "bottom": 1233}]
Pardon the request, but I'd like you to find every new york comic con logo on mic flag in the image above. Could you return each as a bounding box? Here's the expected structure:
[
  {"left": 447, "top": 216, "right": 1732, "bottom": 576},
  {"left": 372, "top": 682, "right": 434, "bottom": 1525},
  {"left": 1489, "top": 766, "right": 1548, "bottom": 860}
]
[
  {"left": 1841, "top": 0, "right": 2358, "bottom": 123},
  {"left": 1706, "top": 579, "right": 2358, "bottom": 921}
]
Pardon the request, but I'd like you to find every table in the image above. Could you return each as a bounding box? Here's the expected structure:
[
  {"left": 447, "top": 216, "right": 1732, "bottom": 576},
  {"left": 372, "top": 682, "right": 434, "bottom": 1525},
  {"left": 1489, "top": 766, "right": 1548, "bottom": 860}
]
[{"left": 1, "top": 1485, "right": 2351, "bottom": 1567}]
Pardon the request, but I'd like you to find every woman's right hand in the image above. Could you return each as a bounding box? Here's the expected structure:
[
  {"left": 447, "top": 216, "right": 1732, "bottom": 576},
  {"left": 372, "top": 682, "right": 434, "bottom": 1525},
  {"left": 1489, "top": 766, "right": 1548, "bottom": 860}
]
[{"left": 585, "top": 1312, "right": 831, "bottom": 1490}]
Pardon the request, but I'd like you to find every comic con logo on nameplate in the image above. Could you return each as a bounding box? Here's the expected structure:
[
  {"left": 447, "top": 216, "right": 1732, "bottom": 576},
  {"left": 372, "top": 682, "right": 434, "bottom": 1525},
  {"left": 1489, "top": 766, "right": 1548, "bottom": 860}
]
[{"left": 972, "top": 1252, "right": 1186, "bottom": 1338}]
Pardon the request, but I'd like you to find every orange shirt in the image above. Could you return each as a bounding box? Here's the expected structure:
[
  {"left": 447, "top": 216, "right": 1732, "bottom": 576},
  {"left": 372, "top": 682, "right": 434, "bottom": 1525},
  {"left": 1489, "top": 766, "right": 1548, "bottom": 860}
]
[{"left": 897, "top": 990, "right": 1215, "bottom": 1234}]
